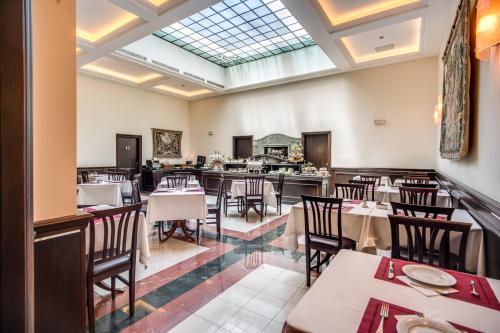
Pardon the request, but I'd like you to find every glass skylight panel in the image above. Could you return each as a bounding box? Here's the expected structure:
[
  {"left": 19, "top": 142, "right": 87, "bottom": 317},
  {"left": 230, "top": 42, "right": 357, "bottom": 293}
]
[{"left": 153, "top": 0, "right": 316, "bottom": 68}]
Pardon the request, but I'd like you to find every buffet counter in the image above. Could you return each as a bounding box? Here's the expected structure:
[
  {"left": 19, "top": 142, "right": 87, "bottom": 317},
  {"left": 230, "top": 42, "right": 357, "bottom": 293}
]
[{"left": 202, "top": 171, "right": 329, "bottom": 204}]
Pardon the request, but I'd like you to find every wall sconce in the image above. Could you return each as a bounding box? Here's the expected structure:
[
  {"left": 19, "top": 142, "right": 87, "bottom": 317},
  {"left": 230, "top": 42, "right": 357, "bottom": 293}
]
[
  {"left": 476, "top": 0, "right": 500, "bottom": 60},
  {"left": 433, "top": 94, "right": 443, "bottom": 125}
]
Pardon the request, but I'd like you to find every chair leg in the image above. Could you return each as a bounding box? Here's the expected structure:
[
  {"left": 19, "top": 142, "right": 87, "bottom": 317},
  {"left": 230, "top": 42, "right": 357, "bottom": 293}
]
[
  {"left": 129, "top": 269, "right": 136, "bottom": 317},
  {"left": 316, "top": 251, "right": 321, "bottom": 273},
  {"left": 111, "top": 276, "right": 116, "bottom": 300},
  {"left": 305, "top": 247, "right": 311, "bottom": 287},
  {"left": 196, "top": 219, "right": 200, "bottom": 243},
  {"left": 216, "top": 212, "right": 221, "bottom": 234},
  {"left": 87, "top": 280, "right": 95, "bottom": 333}
]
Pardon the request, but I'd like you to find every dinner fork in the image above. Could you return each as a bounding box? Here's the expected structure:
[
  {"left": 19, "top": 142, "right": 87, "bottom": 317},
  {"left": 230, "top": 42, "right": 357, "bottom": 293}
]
[{"left": 376, "top": 303, "right": 389, "bottom": 333}]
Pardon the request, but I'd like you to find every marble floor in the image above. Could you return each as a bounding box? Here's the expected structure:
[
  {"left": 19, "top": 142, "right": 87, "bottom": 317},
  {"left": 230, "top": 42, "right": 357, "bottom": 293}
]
[{"left": 92, "top": 197, "right": 309, "bottom": 333}]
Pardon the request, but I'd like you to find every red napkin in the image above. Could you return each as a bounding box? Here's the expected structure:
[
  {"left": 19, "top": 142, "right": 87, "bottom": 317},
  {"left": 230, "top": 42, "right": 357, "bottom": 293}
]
[
  {"left": 375, "top": 257, "right": 500, "bottom": 311},
  {"left": 357, "top": 298, "right": 481, "bottom": 333}
]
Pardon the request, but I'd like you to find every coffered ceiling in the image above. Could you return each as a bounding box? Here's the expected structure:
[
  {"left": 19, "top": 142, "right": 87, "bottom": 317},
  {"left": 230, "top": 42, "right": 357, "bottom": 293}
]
[{"left": 76, "top": 0, "right": 457, "bottom": 100}]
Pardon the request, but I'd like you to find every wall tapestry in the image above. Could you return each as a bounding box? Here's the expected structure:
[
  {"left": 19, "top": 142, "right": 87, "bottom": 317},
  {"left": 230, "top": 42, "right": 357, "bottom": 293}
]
[
  {"left": 152, "top": 128, "right": 182, "bottom": 158},
  {"left": 440, "top": 0, "right": 471, "bottom": 160}
]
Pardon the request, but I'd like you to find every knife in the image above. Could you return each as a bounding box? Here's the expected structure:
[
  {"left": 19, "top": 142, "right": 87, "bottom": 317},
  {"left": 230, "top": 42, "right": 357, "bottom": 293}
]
[{"left": 388, "top": 260, "right": 395, "bottom": 279}]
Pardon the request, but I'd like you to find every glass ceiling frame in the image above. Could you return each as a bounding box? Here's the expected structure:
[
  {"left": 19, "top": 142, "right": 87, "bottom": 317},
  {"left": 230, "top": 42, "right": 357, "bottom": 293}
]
[{"left": 153, "top": 0, "right": 316, "bottom": 68}]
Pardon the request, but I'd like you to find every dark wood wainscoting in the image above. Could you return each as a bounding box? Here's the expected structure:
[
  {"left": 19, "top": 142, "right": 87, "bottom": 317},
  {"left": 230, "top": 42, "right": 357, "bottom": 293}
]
[
  {"left": 233, "top": 136, "right": 253, "bottom": 159},
  {"left": 302, "top": 131, "right": 331, "bottom": 168},
  {"left": 34, "top": 212, "right": 92, "bottom": 333}
]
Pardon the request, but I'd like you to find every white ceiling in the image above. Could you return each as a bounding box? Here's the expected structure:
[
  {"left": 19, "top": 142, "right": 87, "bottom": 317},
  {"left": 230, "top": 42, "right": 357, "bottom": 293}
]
[{"left": 76, "top": 0, "right": 457, "bottom": 100}]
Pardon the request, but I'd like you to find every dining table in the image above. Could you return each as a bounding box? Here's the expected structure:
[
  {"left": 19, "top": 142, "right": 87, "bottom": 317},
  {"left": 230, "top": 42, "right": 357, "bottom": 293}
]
[
  {"left": 283, "top": 200, "right": 486, "bottom": 275},
  {"left": 77, "top": 182, "right": 124, "bottom": 207},
  {"left": 230, "top": 179, "right": 277, "bottom": 208},
  {"left": 284, "top": 250, "right": 500, "bottom": 333},
  {"left": 373, "top": 186, "right": 452, "bottom": 207},
  {"left": 146, "top": 187, "right": 207, "bottom": 242}
]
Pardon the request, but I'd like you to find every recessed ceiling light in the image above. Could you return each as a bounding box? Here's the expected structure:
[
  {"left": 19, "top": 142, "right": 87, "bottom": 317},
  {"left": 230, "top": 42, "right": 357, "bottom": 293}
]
[
  {"left": 154, "top": 85, "right": 212, "bottom": 97},
  {"left": 81, "top": 64, "right": 162, "bottom": 83}
]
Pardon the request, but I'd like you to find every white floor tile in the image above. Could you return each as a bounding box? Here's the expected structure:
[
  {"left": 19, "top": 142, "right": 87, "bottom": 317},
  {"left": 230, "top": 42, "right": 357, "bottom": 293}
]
[
  {"left": 218, "top": 284, "right": 259, "bottom": 307},
  {"left": 243, "top": 293, "right": 286, "bottom": 319},
  {"left": 194, "top": 298, "right": 241, "bottom": 326},
  {"left": 275, "top": 270, "right": 306, "bottom": 287},
  {"left": 168, "top": 314, "right": 219, "bottom": 333},
  {"left": 252, "top": 264, "right": 285, "bottom": 279},
  {"left": 272, "top": 302, "right": 296, "bottom": 324},
  {"left": 221, "top": 308, "right": 271, "bottom": 333},
  {"left": 237, "top": 272, "right": 273, "bottom": 292},
  {"left": 288, "top": 286, "right": 308, "bottom": 305},
  {"left": 261, "top": 280, "right": 299, "bottom": 302},
  {"left": 262, "top": 320, "right": 285, "bottom": 333}
]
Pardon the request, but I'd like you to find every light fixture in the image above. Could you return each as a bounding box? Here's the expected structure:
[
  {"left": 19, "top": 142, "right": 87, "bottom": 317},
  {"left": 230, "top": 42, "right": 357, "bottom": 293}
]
[
  {"left": 433, "top": 94, "right": 443, "bottom": 125},
  {"left": 154, "top": 85, "right": 212, "bottom": 97},
  {"left": 77, "top": 13, "right": 137, "bottom": 43},
  {"left": 476, "top": 0, "right": 500, "bottom": 60},
  {"left": 81, "top": 64, "right": 162, "bottom": 83}
]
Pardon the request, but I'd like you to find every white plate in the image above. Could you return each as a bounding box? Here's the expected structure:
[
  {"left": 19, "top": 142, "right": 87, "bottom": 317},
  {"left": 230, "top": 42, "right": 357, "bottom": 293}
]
[
  {"left": 402, "top": 265, "right": 456, "bottom": 287},
  {"left": 397, "top": 317, "right": 461, "bottom": 333}
]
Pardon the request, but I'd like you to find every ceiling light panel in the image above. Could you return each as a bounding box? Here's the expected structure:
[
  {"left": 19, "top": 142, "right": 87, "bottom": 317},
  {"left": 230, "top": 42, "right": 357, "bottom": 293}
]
[
  {"left": 153, "top": 0, "right": 316, "bottom": 67},
  {"left": 77, "top": 0, "right": 138, "bottom": 43},
  {"left": 341, "top": 17, "right": 421, "bottom": 64},
  {"left": 154, "top": 85, "right": 212, "bottom": 97}
]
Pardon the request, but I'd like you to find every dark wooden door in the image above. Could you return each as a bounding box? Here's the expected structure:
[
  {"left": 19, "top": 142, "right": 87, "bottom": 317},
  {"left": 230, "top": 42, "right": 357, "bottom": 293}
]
[
  {"left": 302, "top": 131, "right": 332, "bottom": 168},
  {"left": 116, "top": 134, "right": 142, "bottom": 174},
  {"left": 233, "top": 136, "right": 253, "bottom": 159}
]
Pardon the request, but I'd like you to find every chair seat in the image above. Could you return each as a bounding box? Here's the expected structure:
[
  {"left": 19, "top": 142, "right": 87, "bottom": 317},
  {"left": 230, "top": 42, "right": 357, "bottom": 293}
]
[
  {"left": 93, "top": 255, "right": 130, "bottom": 276},
  {"left": 309, "top": 235, "right": 356, "bottom": 251},
  {"left": 207, "top": 203, "right": 219, "bottom": 214}
]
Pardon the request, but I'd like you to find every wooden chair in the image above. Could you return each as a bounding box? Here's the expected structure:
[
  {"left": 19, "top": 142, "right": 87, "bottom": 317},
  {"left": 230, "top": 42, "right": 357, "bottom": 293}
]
[
  {"left": 334, "top": 183, "right": 367, "bottom": 200},
  {"left": 403, "top": 175, "right": 431, "bottom": 184},
  {"left": 401, "top": 183, "right": 439, "bottom": 189},
  {"left": 81, "top": 171, "right": 90, "bottom": 183},
  {"left": 244, "top": 176, "right": 265, "bottom": 222},
  {"left": 275, "top": 174, "right": 285, "bottom": 215},
  {"left": 86, "top": 204, "right": 142, "bottom": 333},
  {"left": 223, "top": 179, "right": 243, "bottom": 217},
  {"left": 133, "top": 173, "right": 142, "bottom": 190},
  {"left": 302, "top": 195, "right": 356, "bottom": 286},
  {"left": 391, "top": 201, "right": 454, "bottom": 220},
  {"left": 206, "top": 179, "right": 224, "bottom": 234},
  {"left": 349, "top": 179, "right": 376, "bottom": 201},
  {"left": 388, "top": 215, "right": 471, "bottom": 272},
  {"left": 153, "top": 172, "right": 164, "bottom": 188},
  {"left": 360, "top": 175, "right": 382, "bottom": 186},
  {"left": 108, "top": 171, "right": 127, "bottom": 181},
  {"left": 399, "top": 186, "right": 438, "bottom": 206},
  {"left": 174, "top": 172, "right": 192, "bottom": 177},
  {"left": 164, "top": 175, "right": 188, "bottom": 188}
]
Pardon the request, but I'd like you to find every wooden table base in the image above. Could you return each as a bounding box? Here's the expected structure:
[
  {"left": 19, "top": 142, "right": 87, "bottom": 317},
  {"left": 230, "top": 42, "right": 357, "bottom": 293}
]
[{"left": 159, "top": 220, "right": 199, "bottom": 243}]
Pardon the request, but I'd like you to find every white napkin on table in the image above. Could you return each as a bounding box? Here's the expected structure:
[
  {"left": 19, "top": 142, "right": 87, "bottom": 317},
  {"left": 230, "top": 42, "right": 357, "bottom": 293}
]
[{"left": 396, "top": 276, "right": 459, "bottom": 297}]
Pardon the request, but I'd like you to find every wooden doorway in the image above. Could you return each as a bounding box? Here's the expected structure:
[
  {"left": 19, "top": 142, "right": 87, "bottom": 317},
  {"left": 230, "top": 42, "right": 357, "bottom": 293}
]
[
  {"left": 233, "top": 136, "right": 253, "bottom": 159},
  {"left": 116, "top": 134, "right": 142, "bottom": 175},
  {"left": 0, "top": 0, "right": 34, "bottom": 330},
  {"left": 302, "top": 131, "right": 332, "bottom": 168}
]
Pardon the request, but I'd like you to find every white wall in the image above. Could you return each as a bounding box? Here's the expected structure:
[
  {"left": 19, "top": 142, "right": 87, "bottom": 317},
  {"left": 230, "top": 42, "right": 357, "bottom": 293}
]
[
  {"left": 437, "top": 46, "right": 500, "bottom": 202},
  {"left": 189, "top": 57, "right": 439, "bottom": 168},
  {"left": 77, "top": 73, "right": 190, "bottom": 167}
]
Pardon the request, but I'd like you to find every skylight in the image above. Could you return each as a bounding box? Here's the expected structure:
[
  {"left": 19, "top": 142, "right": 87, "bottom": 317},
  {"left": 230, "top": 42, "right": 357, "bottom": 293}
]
[{"left": 153, "top": 0, "right": 316, "bottom": 68}]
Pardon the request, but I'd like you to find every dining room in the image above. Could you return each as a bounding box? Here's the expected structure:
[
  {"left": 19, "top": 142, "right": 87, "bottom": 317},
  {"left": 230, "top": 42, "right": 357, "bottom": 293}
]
[{"left": 2, "top": 0, "right": 500, "bottom": 332}]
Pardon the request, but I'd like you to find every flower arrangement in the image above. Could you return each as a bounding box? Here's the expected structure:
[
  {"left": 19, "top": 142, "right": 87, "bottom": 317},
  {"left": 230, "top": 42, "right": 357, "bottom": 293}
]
[
  {"left": 209, "top": 154, "right": 225, "bottom": 171},
  {"left": 288, "top": 144, "right": 304, "bottom": 163},
  {"left": 302, "top": 166, "right": 318, "bottom": 175},
  {"left": 316, "top": 167, "right": 331, "bottom": 177}
]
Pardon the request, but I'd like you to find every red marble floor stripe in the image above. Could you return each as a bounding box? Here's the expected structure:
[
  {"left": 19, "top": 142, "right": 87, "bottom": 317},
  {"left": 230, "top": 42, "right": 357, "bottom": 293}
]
[
  {"left": 203, "top": 214, "right": 289, "bottom": 241},
  {"left": 120, "top": 253, "right": 260, "bottom": 333},
  {"left": 94, "top": 236, "right": 235, "bottom": 320}
]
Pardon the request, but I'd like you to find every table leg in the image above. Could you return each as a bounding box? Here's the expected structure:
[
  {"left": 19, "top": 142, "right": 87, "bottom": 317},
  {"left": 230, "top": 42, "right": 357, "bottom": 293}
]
[
  {"left": 159, "top": 220, "right": 179, "bottom": 242},
  {"left": 179, "top": 220, "right": 196, "bottom": 242}
]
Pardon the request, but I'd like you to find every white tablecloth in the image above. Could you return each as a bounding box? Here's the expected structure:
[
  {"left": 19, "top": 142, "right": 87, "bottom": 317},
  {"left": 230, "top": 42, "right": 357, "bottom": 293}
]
[
  {"left": 82, "top": 205, "right": 150, "bottom": 266},
  {"left": 393, "top": 178, "right": 439, "bottom": 186},
  {"left": 158, "top": 179, "right": 200, "bottom": 188},
  {"left": 283, "top": 201, "right": 485, "bottom": 275},
  {"left": 285, "top": 250, "right": 500, "bottom": 333},
  {"left": 77, "top": 183, "right": 123, "bottom": 207},
  {"left": 374, "top": 186, "right": 451, "bottom": 207},
  {"left": 230, "top": 180, "right": 277, "bottom": 208},
  {"left": 146, "top": 188, "right": 207, "bottom": 224},
  {"left": 353, "top": 175, "right": 391, "bottom": 187}
]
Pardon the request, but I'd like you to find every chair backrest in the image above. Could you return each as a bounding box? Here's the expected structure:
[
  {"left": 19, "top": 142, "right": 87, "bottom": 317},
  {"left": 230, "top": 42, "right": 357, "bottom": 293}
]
[
  {"left": 335, "top": 183, "right": 367, "bottom": 200},
  {"left": 277, "top": 173, "right": 286, "bottom": 194},
  {"left": 388, "top": 215, "right": 471, "bottom": 271},
  {"left": 390, "top": 201, "right": 455, "bottom": 220},
  {"left": 81, "top": 171, "right": 90, "bottom": 183},
  {"left": 175, "top": 172, "right": 192, "bottom": 178},
  {"left": 302, "top": 195, "right": 344, "bottom": 246},
  {"left": 165, "top": 175, "right": 188, "bottom": 188},
  {"left": 349, "top": 180, "right": 376, "bottom": 201},
  {"left": 245, "top": 176, "right": 265, "bottom": 198},
  {"left": 133, "top": 173, "right": 142, "bottom": 189},
  {"left": 401, "top": 183, "right": 439, "bottom": 189},
  {"left": 108, "top": 171, "right": 127, "bottom": 181},
  {"left": 403, "top": 175, "right": 431, "bottom": 184},
  {"left": 215, "top": 179, "right": 224, "bottom": 209},
  {"left": 131, "top": 180, "right": 141, "bottom": 204},
  {"left": 399, "top": 186, "right": 438, "bottom": 206},
  {"left": 360, "top": 175, "right": 381, "bottom": 186},
  {"left": 87, "top": 204, "right": 142, "bottom": 274},
  {"left": 153, "top": 172, "right": 164, "bottom": 187}
]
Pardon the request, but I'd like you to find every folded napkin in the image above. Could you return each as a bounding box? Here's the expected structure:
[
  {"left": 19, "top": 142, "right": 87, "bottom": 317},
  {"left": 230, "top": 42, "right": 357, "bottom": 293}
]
[
  {"left": 396, "top": 276, "right": 459, "bottom": 297},
  {"left": 394, "top": 315, "right": 461, "bottom": 333}
]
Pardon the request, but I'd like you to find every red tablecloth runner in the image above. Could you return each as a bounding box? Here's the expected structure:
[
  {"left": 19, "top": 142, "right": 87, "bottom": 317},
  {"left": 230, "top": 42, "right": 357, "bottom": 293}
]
[
  {"left": 357, "top": 298, "right": 482, "bottom": 333},
  {"left": 375, "top": 257, "right": 500, "bottom": 311}
]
